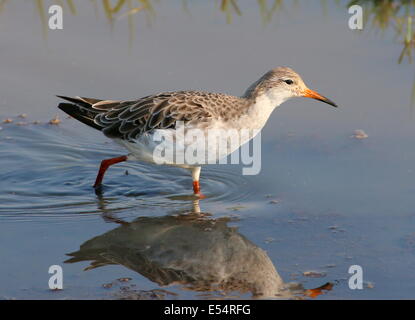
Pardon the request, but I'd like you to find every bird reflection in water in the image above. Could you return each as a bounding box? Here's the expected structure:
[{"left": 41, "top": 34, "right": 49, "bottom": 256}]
[{"left": 65, "top": 198, "right": 333, "bottom": 299}]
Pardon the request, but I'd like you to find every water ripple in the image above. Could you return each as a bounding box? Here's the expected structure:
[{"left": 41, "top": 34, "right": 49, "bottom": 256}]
[{"left": 0, "top": 123, "right": 255, "bottom": 222}]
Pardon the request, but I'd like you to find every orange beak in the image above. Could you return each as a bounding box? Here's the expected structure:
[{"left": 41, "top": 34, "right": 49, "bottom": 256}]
[{"left": 302, "top": 88, "right": 338, "bottom": 108}]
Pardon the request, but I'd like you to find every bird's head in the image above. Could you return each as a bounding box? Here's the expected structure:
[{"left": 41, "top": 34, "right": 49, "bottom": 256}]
[{"left": 244, "top": 67, "right": 338, "bottom": 108}]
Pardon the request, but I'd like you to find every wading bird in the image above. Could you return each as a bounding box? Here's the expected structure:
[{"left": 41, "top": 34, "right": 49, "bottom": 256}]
[{"left": 57, "top": 67, "right": 337, "bottom": 196}]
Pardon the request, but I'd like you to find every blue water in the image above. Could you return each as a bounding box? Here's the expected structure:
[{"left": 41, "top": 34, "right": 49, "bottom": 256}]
[{"left": 0, "top": 0, "right": 414, "bottom": 299}]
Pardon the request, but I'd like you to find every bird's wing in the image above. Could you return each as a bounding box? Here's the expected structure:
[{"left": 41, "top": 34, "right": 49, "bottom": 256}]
[
  {"left": 89, "top": 91, "right": 243, "bottom": 141},
  {"left": 58, "top": 91, "right": 246, "bottom": 141}
]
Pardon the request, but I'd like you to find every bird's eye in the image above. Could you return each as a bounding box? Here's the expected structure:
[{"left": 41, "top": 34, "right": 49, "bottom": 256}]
[{"left": 284, "top": 79, "right": 294, "bottom": 85}]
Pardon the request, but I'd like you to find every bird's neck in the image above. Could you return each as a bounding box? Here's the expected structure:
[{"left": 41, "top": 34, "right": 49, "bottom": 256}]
[{"left": 234, "top": 92, "right": 287, "bottom": 130}]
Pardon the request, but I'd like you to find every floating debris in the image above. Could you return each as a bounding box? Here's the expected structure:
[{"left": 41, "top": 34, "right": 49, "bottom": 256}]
[
  {"left": 49, "top": 115, "right": 61, "bottom": 125},
  {"left": 304, "top": 282, "right": 334, "bottom": 298},
  {"left": 289, "top": 273, "right": 300, "bottom": 279},
  {"left": 102, "top": 282, "right": 113, "bottom": 289},
  {"left": 264, "top": 237, "right": 276, "bottom": 244},
  {"left": 328, "top": 225, "right": 345, "bottom": 233},
  {"left": 351, "top": 129, "right": 368, "bottom": 140},
  {"left": 303, "top": 271, "right": 327, "bottom": 278},
  {"left": 3, "top": 118, "right": 13, "bottom": 124},
  {"left": 226, "top": 206, "right": 245, "bottom": 211}
]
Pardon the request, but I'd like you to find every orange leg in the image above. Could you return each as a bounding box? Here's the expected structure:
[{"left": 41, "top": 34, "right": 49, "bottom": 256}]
[
  {"left": 193, "top": 181, "right": 201, "bottom": 194},
  {"left": 192, "top": 180, "right": 206, "bottom": 199},
  {"left": 191, "top": 167, "right": 205, "bottom": 198},
  {"left": 93, "top": 155, "right": 128, "bottom": 188}
]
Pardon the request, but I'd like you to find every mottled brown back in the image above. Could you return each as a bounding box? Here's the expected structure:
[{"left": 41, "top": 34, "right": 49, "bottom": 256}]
[{"left": 58, "top": 91, "right": 248, "bottom": 141}]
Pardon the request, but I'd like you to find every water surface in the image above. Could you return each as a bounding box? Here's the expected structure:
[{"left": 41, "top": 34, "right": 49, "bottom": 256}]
[{"left": 1, "top": 0, "right": 415, "bottom": 299}]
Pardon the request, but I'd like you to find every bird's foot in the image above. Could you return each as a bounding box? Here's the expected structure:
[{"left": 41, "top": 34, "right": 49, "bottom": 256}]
[{"left": 93, "top": 184, "right": 104, "bottom": 195}]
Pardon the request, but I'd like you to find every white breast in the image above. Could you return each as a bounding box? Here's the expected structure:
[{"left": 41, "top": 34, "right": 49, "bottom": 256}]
[{"left": 227, "top": 90, "right": 289, "bottom": 132}]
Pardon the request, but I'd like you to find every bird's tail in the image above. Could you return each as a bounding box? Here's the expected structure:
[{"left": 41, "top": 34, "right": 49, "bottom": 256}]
[{"left": 57, "top": 96, "right": 103, "bottom": 130}]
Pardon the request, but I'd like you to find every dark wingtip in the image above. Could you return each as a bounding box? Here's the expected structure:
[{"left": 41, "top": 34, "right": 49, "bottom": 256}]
[
  {"left": 57, "top": 102, "right": 74, "bottom": 112},
  {"left": 57, "top": 102, "right": 102, "bottom": 130}
]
